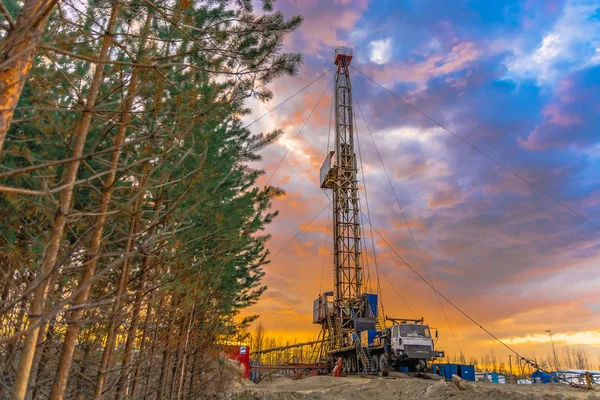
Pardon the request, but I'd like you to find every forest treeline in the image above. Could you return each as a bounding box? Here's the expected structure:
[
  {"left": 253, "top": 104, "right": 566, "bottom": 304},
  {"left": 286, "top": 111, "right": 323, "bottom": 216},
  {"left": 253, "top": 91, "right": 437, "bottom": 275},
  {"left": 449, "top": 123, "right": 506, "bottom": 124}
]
[{"left": 0, "top": 0, "right": 302, "bottom": 399}]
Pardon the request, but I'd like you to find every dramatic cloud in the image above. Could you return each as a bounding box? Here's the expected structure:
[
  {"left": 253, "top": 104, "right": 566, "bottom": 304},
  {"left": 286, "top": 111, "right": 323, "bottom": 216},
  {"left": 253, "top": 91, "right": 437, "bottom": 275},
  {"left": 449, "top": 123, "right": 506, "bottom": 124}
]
[
  {"left": 519, "top": 66, "right": 600, "bottom": 150},
  {"left": 506, "top": 0, "right": 600, "bottom": 84},
  {"left": 242, "top": 0, "right": 600, "bottom": 359}
]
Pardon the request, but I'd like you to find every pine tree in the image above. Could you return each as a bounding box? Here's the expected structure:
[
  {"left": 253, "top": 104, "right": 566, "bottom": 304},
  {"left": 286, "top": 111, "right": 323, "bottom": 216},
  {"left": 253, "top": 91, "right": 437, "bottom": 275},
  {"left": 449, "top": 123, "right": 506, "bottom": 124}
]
[{"left": 0, "top": 1, "right": 303, "bottom": 398}]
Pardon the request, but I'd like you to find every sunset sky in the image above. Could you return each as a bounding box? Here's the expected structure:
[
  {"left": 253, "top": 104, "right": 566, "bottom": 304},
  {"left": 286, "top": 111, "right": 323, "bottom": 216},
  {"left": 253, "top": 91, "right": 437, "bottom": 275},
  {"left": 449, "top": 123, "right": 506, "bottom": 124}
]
[{"left": 242, "top": 0, "right": 600, "bottom": 362}]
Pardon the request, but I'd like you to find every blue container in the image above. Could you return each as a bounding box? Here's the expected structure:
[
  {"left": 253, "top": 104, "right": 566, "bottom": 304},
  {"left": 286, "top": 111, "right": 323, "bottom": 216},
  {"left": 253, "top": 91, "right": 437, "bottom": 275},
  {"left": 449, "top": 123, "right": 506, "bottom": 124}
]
[
  {"left": 458, "top": 365, "right": 475, "bottom": 381},
  {"left": 447, "top": 364, "right": 458, "bottom": 378},
  {"left": 399, "top": 366, "right": 409, "bottom": 373},
  {"left": 432, "top": 363, "right": 473, "bottom": 380},
  {"left": 432, "top": 364, "right": 445, "bottom": 378},
  {"left": 432, "top": 364, "right": 454, "bottom": 379},
  {"left": 485, "top": 372, "right": 506, "bottom": 383}
]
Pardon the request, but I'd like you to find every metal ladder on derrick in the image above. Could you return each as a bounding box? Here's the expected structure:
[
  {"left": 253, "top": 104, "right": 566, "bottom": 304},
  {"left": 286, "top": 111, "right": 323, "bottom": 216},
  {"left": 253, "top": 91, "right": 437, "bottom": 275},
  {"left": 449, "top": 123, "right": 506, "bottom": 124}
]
[
  {"left": 353, "top": 332, "right": 377, "bottom": 375},
  {"left": 326, "top": 312, "right": 336, "bottom": 350}
]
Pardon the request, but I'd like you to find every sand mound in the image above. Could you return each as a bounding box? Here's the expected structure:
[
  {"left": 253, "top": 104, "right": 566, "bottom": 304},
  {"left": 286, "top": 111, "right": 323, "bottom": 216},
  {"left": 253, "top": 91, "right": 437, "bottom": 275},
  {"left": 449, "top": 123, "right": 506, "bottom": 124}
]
[{"left": 227, "top": 375, "right": 598, "bottom": 400}]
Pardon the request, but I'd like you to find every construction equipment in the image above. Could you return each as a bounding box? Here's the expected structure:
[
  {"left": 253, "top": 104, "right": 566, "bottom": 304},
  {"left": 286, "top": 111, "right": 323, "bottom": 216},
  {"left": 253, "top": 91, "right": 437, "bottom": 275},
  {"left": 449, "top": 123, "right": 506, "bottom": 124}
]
[{"left": 313, "top": 46, "right": 443, "bottom": 374}]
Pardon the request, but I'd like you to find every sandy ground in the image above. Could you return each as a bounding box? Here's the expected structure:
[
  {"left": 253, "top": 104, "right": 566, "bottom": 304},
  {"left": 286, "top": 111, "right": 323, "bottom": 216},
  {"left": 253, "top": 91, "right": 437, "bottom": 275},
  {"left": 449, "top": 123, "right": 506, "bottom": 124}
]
[{"left": 227, "top": 374, "right": 600, "bottom": 400}]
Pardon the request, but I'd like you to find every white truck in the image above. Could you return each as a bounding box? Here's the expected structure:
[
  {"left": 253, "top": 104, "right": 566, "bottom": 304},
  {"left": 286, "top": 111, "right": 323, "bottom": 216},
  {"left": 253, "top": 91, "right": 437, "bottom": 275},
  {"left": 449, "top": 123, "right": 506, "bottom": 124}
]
[{"left": 363, "top": 317, "right": 444, "bottom": 373}]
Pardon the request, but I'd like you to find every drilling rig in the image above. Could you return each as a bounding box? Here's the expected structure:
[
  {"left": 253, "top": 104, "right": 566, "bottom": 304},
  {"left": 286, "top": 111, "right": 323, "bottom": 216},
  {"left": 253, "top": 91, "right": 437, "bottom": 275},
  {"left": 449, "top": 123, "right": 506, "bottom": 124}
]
[{"left": 313, "top": 46, "right": 444, "bottom": 375}]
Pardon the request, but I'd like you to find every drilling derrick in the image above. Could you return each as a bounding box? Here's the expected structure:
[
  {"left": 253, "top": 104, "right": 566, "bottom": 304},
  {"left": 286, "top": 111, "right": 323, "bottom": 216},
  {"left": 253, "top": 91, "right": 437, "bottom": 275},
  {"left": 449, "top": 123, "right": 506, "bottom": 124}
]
[
  {"left": 331, "top": 46, "right": 362, "bottom": 348},
  {"left": 315, "top": 47, "right": 376, "bottom": 353},
  {"left": 280, "top": 46, "right": 443, "bottom": 376}
]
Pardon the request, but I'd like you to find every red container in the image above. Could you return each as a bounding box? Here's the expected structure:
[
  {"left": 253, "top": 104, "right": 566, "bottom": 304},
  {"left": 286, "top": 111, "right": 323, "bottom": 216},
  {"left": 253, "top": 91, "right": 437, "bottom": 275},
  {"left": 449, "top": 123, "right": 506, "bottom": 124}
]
[{"left": 223, "top": 345, "right": 250, "bottom": 378}]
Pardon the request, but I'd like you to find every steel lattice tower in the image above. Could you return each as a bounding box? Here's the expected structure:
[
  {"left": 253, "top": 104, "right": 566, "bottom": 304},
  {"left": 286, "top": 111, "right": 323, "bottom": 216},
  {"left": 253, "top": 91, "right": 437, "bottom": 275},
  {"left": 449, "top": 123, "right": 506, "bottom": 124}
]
[{"left": 331, "top": 47, "right": 362, "bottom": 346}]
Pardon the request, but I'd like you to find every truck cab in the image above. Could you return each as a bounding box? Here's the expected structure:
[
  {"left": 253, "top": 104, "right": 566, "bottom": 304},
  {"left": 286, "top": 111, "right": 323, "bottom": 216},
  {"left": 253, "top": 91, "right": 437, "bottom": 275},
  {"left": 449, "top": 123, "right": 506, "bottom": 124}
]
[
  {"left": 377, "top": 318, "right": 444, "bottom": 372},
  {"left": 391, "top": 323, "right": 441, "bottom": 359}
]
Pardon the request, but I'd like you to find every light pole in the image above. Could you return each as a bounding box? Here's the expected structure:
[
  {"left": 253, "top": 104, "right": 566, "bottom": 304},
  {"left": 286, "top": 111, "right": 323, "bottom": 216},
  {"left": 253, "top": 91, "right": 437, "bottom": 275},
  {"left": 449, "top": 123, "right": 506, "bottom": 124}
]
[{"left": 545, "top": 329, "right": 560, "bottom": 372}]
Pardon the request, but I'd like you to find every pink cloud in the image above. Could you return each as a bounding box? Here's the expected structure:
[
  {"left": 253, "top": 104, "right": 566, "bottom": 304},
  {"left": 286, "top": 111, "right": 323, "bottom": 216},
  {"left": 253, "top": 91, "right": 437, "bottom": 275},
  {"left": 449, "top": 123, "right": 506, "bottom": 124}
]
[
  {"left": 334, "top": 0, "right": 369, "bottom": 7},
  {"left": 280, "top": 0, "right": 370, "bottom": 57},
  {"left": 365, "top": 41, "right": 481, "bottom": 90},
  {"left": 542, "top": 103, "right": 583, "bottom": 126},
  {"left": 394, "top": 155, "right": 429, "bottom": 180},
  {"left": 390, "top": 219, "right": 429, "bottom": 233},
  {"left": 519, "top": 71, "right": 597, "bottom": 151},
  {"left": 427, "top": 183, "right": 463, "bottom": 209},
  {"left": 581, "top": 190, "right": 600, "bottom": 208}
]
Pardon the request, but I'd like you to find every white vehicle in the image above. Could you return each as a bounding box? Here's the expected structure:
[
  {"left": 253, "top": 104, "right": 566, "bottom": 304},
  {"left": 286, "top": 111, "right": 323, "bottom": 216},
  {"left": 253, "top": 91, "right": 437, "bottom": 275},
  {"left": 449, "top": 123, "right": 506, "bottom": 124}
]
[{"left": 366, "top": 318, "right": 444, "bottom": 372}]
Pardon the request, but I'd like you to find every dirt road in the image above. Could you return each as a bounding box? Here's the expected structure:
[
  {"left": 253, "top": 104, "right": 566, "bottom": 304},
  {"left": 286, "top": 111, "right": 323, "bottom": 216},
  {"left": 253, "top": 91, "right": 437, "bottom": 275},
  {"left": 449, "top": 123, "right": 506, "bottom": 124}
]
[{"left": 227, "top": 375, "right": 599, "bottom": 400}]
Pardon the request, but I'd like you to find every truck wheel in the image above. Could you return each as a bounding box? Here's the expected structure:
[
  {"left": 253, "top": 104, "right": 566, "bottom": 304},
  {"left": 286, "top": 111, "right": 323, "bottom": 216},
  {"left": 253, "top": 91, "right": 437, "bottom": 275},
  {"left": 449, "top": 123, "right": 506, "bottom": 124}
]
[
  {"left": 379, "top": 354, "right": 388, "bottom": 371},
  {"left": 371, "top": 355, "right": 379, "bottom": 372}
]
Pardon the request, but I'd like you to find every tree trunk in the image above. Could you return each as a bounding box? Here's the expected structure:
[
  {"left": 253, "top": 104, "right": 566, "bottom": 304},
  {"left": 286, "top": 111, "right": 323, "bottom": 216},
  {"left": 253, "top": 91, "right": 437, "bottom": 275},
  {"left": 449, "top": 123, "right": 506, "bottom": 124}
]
[
  {"left": 186, "top": 347, "right": 199, "bottom": 399},
  {"left": 11, "top": 3, "right": 120, "bottom": 400},
  {"left": 176, "top": 306, "right": 195, "bottom": 400},
  {"left": 27, "top": 274, "right": 61, "bottom": 400},
  {"left": 114, "top": 267, "right": 148, "bottom": 400},
  {"left": 73, "top": 341, "right": 94, "bottom": 400},
  {"left": 26, "top": 319, "right": 48, "bottom": 400},
  {"left": 142, "top": 296, "right": 165, "bottom": 399},
  {"left": 0, "top": 257, "right": 11, "bottom": 304},
  {"left": 93, "top": 202, "right": 140, "bottom": 399},
  {"left": 114, "top": 195, "right": 162, "bottom": 400},
  {"left": 93, "top": 10, "right": 153, "bottom": 397},
  {"left": 1, "top": 296, "right": 27, "bottom": 398},
  {"left": 30, "top": 319, "right": 56, "bottom": 400},
  {"left": 48, "top": 7, "right": 155, "bottom": 400},
  {"left": 52, "top": 61, "right": 138, "bottom": 398},
  {"left": 157, "top": 295, "right": 178, "bottom": 400},
  {"left": 128, "top": 299, "right": 153, "bottom": 400},
  {"left": 169, "top": 312, "right": 188, "bottom": 400},
  {"left": 0, "top": 0, "right": 57, "bottom": 151}
]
